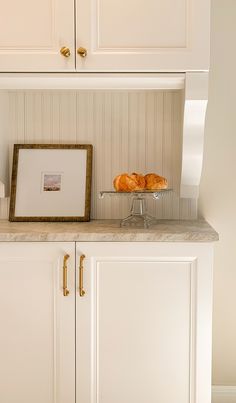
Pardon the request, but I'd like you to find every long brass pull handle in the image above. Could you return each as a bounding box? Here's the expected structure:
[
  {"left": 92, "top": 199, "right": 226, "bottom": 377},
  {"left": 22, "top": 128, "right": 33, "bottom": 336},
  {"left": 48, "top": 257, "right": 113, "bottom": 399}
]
[
  {"left": 63, "top": 254, "right": 70, "bottom": 296},
  {"left": 79, "top": 254, "right": 86, "bottom": 297}
]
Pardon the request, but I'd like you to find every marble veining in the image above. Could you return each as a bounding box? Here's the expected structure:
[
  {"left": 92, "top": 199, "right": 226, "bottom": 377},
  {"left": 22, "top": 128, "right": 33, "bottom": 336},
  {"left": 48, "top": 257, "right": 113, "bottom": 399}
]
[{"left": 0, "top": 219, "right": 218, "bottom": 242}]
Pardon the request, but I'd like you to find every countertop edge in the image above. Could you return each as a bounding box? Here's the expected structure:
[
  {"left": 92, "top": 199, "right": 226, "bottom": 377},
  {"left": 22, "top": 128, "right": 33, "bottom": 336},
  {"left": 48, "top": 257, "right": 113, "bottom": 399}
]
[{"left": 0, "top": 219, "right": 219, "bottom": 243}]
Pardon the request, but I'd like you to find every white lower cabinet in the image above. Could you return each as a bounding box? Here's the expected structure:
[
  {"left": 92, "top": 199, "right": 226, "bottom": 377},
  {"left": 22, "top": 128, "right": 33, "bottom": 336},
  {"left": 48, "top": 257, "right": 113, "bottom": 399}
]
[
  {"left": 0, "top": 242, "right": 75, "bottom": 403},
  {"left": 0, "top": 241, "right": 213, "bottom": 403},
  {"left": 76, "top": 242, "right": 213, "bottom": 403}
]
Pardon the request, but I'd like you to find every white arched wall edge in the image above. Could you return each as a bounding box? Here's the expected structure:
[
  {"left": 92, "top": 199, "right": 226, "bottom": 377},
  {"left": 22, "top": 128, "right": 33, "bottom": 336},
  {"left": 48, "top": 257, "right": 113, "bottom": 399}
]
[
  {"left": 180, "top": 72, "right": 209, "bottom": 198},
  {"left": 0, "top": 91, "right": 9, "bottom": 217},
  {"left": 0, "top": 91, "right": 8, "bottom": 197}
]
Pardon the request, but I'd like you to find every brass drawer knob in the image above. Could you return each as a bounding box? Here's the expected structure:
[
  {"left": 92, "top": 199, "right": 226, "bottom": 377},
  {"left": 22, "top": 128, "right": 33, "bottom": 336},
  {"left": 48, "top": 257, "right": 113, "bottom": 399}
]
[
  {"left": 60, "top": 47, "right": 71, "bottom": 58},
  {"left": 77, "top": 47, "right": 87, "bottom": 58}
]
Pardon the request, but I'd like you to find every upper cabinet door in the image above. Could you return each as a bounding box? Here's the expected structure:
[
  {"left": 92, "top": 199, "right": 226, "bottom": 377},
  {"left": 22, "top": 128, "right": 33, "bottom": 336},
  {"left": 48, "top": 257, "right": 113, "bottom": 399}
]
[
  {"left": 76, "top": 0, "right": 210, "bottom": 72},
  {"left": 0, "top": 0, "right": 75, "bottom": 71}
]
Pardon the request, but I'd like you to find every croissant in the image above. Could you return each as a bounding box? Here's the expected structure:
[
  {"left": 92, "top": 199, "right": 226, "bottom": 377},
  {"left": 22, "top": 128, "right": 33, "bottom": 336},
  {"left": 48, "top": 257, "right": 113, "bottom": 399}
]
[
  {"left": 130, "top": 172, "right": 146, "bottom": 189},
  {"left": 145, "top": 173, "right": 168, "bottom": 190},
  {"left": 113, "top": 173, "right": 145, "bottom": 191}
]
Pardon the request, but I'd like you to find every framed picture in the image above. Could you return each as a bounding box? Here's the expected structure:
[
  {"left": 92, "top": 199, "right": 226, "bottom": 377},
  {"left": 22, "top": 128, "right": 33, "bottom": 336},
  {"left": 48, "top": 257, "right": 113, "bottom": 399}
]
[{"left": 9, "top": 144, "right": 93, "bottom": 222}]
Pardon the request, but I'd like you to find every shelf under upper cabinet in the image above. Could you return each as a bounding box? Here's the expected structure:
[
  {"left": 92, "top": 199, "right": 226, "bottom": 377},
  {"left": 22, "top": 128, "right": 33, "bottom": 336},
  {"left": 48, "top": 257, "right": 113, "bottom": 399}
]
[{"left": 0, "top": 73, "right": 185, "bottom": 90}]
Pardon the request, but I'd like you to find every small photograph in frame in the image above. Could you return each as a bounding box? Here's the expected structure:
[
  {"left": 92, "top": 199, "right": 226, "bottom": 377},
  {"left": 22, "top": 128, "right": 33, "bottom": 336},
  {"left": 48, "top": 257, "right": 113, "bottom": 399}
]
[
  {"left": 9, "top": 144, "right": 93, "bottom": 222},
  {"left": 42, "top": 173, "right": 62, "bottom": 192}
]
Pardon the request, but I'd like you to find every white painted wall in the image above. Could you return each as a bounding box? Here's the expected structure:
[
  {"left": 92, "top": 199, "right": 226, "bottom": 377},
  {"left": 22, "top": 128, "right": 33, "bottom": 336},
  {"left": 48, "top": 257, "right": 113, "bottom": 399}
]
[
  {"left": 212, "top": 386, "right": 236, "bottom": 403},
  {"left": 199, "top": 0, "right": 236, "bottom": 387}
]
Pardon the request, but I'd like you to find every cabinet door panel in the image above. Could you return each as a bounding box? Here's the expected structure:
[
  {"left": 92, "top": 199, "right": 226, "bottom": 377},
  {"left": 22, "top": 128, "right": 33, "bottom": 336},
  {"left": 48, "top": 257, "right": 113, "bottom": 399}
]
[
  {"left": 76, "top": 243, "right": 199, "bottom": 403},
  {"left": 0, "top": 0, "right": 75, "bottom": 71},
  {"left": 97, "top": 261, "right": 191, "bottom": 403},
  {"left": 99, "top": 0, "right": 187, "bottom": 48},
  {"left": 76, "top": 0, "right": 210, "bottom": 71},
  {"left": 0, "top": 243, "right": 75, "bottom": 403}
]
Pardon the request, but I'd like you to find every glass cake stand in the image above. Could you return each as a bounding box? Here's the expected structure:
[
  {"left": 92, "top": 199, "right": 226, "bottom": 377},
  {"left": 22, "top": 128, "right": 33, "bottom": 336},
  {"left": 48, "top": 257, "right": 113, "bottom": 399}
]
[{"left": 99, "top": 189, "right": 172, "bottom": 228}]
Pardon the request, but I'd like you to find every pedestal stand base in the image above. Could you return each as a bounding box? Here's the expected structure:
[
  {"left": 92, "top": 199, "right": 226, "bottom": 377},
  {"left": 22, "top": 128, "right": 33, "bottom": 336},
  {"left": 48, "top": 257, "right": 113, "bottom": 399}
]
[
  {"left": 99, "top": 189, "right": 172, "bottom": 229},
  {"left": 120, "top": 213, "right": 157, "bottom": 229},
  {"left": 120, "top": 197, "right": 157, "bottom": 229}
]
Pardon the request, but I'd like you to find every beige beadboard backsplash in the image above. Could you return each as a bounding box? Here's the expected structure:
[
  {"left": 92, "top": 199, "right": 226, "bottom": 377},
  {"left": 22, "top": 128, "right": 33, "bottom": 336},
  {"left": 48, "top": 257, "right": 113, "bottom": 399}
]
[{"left": 0, "top": 90, "right": 197, "bottom": 220}]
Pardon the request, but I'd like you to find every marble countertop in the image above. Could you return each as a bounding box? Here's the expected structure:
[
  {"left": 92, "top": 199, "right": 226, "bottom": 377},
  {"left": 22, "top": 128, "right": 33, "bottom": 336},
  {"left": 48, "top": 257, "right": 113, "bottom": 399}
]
[{"left": 0, "top": 219, "right": 219, "bottom": 242}]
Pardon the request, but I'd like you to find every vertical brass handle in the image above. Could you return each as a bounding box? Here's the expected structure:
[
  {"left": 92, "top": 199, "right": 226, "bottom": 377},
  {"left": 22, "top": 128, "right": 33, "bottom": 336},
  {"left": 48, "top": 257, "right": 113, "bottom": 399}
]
[
  {"left": 63, "top": 254, "right": 70, "bottom": 296},
  {"left": 79, "top": 254, "right": 86, "bottom": 297}
]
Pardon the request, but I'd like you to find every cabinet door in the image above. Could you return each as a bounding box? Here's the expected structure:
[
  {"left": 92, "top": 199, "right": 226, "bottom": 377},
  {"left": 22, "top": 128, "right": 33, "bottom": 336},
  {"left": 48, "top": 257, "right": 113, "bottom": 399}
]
[
  {"left": 76, "top": 242, "right": 213, "bottom": 403},
  {"left": 0, "top": 242, "right": 75, "bottom": 403},
  {"left": 76, "top": 0, "right": 210, "bottom": 72},
  {"left": 0, "top": 0, "right": 75, "bottom": 71}
]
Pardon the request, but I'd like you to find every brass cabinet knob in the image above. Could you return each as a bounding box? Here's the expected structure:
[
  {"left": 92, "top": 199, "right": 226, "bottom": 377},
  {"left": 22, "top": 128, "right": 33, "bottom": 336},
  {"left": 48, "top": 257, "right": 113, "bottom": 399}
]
[
  {"left": 77, "top": 47, "right": 87, "bottom": 58},
  {"left": 60, "top": 47, "right": 71, "bottom": 58}
]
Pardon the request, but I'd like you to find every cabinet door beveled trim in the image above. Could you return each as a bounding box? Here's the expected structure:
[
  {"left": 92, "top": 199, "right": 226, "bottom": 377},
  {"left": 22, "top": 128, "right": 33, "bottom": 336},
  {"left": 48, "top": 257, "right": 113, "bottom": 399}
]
[
  {"left": 91, "top": 256, "right": 197, "bottom": 403},
  {"left": 92, "top": 0, "right": 192, "bottom": 52}
]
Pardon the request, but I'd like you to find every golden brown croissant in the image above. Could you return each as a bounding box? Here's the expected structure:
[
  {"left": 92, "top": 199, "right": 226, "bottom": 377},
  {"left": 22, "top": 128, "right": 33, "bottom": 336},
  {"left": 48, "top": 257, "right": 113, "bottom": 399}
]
[
  {"left": 113, "top": 173, "right": 145, "bottom": 191},
  {"left": 144, "top": 173, "right": 168, "bottom": 190},
  {"left": 130, "top": 173, "right": 146, "bottom": 190}
]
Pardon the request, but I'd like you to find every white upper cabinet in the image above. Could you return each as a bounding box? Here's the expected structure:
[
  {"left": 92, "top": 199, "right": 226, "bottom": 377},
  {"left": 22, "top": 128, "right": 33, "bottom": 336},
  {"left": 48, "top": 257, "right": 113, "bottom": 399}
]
[
  {"left": 0, "top": 0, "right": 75, "bottom": 71},
  {"left": 76, "top": 0, "right": 210, "bottom": 71},
  {"left": 0, "top": 0, "right": 210, "bottom": 72}
]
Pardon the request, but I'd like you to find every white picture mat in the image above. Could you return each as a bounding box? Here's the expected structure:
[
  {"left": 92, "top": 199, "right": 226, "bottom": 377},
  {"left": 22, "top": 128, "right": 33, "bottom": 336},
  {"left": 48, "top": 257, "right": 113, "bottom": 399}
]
[{"left": 15, "top": 149, "right": 87, "bottom": 217}]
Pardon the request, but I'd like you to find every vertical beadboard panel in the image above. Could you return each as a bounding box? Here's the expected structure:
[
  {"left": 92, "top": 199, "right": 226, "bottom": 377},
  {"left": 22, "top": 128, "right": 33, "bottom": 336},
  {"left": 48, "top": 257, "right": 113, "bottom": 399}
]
[
  {"left": 7, "top": 92, "right": 25, "bottom": 199},
  {"left": 144, "top": 91, "right": 163, "bottom": 219},
  {"left": 172, "top": 90, "right": 182, "bottom": 218},
  {"left": 162, "top": 92, "right": 174, "bottom": 218},
  {"left": 0, "top": 89, "right": 198, "bottom": 220},
  {"left": 119, "top": 92, "right": 130, "bottom": 219},
  {"left": 110, "top": 92, "right": 121, "bottom": 219},
  {"left": 0, "top": 198, "right": 10, "bottom": 219},
  {"left": 94, "top": 91, "right": 105, "bottom": 219}
]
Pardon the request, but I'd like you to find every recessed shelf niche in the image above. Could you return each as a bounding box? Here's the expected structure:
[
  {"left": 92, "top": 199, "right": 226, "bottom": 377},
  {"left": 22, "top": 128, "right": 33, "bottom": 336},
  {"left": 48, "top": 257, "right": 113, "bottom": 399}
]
[{"left": 0, "top": 89, "right": 198, "bottom": 220}]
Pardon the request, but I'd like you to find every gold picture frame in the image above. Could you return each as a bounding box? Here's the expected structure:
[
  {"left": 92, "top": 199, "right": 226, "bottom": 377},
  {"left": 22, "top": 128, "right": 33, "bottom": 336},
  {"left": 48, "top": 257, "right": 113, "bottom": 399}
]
[{"left": 9, "top": 144, "right": 93, "bottom": 222}]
